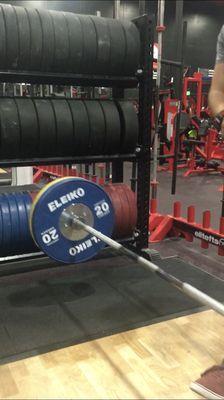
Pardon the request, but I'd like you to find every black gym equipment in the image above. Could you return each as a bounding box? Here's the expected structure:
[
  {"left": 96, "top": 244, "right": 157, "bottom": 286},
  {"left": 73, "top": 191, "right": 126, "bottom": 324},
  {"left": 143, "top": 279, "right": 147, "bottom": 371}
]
[
  {"left": 37, "top": 9, "right": 55, "bottom": 72},
  {"left": 15, "top": 98, "right": 39, "bottom": 158},
  {"left": 64, "top": 12, "right": 83, "bottom": 73},
  {"left": 84, "top": 101, "right": 106, "bottom": 155},
  {"left": 0, "top": 98, "right": 20, "bottom": 158},
  {"left": 100, "top": 101, "right": 121, "bottom": 154},
  {"left": 51, "top": 10, "right": 70, "bottom": 73},
  {"left": 90, "top": 16, "right": 111, "bottom": 75},
  {"left": 25, "top": 8, "right": 43, "bottom": 71},
  {"left": 0, "top": 3, "right": 140, "bottom": 77},
  {"left": 0, "top": 98, "right": 138, "bottom": 159},
  {"left": 33, "top": 99, "right": 57, "bottom": 157},
  {"left": 50, "top": 99, "right": 74, "bottom": 157},
  {"left": 116, "top": 100, "right": 139, "bottom": 153}
]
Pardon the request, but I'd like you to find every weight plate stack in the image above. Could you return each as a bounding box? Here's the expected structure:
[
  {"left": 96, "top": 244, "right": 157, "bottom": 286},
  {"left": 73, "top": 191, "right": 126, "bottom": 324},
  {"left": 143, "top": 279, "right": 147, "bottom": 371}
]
[
  {"left": 78, "top": 15, "right": 97, "bottom": 74},
  {"left": 116, "top": 101, "right": 139, "bottom": 153},
  {"left": 33, "top": 98, "right": 57, "bottom": 157},
  {"left": 90, "top": 16, "right": 110, "bottom": 75},
  {"left": 30, "top": 178, "right": 115, "bottom": 264},
  {"left": 100, "top": 101, "right": 121, "bottom": 154},
  {"left": 0, "top": 98, "right": 138, "bottom": 159},
  {"left": 67, "top": 100, "right": 90, "bottom": 155},
  {"left": 103, "top": 183, "right": 137, "bottom": 239},
  {"left": 25, "top": 8, "right": 43, "bottom": 71},
  {"left": 50, "top": 99, "right": 74, "bottom": 156},
  {"left": 84, "top": 100, "right": 106, "bottom": 155},
  {"left": 0, "top": 4, "right": 140, "bottom": 76},
  {"left": 63, "top": 12, "right": 83, "bottom": 73},
  {"left": 15, "top": 98, "right": 39, "bottom": 158},
  {"left": 0, "top": 98, "right": 21, "bottom": 159},
  {"left": 50, "top": 10, "right": 70, "bottom": 72}
]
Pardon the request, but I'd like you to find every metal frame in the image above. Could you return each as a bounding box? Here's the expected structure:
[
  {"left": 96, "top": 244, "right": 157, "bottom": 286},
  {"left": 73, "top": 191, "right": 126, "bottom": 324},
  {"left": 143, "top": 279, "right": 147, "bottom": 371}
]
[
  {"left": 134, "top": 15, "right": 154, "bottom": 249},
  {"left": 0, "top": 70, "right": 138, "bottom": 88}
]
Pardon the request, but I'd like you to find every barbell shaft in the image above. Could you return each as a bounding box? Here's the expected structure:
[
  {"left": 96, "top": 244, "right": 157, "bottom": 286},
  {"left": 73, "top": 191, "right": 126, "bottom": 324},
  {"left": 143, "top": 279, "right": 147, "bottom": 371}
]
[{"left": 74, "top": 218, "right": 224, "bottom": 317}]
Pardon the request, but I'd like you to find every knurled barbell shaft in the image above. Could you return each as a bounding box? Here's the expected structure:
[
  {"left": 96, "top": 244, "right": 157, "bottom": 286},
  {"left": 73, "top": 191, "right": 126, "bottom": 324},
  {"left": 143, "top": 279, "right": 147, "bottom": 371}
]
[{"left": 73, "top": 218, "right": 224, "bottom": 317}]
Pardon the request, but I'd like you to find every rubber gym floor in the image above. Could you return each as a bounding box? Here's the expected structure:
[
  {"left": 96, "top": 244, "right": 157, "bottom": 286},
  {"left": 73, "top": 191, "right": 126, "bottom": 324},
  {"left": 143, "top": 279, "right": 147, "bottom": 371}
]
[{"left": 0, "top": 167, "right": 223, "bottom": 399}]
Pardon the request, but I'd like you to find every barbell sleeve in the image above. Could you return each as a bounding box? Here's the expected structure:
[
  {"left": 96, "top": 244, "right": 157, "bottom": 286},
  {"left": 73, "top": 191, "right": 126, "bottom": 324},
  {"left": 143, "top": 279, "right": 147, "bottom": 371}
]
[{"left": 73, "top": 218, "right": 224, "bottom": 317}]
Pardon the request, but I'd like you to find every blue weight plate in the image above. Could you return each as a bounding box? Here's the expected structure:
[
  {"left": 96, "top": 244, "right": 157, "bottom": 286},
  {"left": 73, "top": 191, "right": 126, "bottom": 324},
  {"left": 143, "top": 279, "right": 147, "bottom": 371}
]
[
  {"left": 23, "top": 192, "right": 36, "bottom": 251},
  {"left": 31, "top": 178, "right": 115, "bottom": 264},
  {"left": 15, "top": 193, "right": 31, "bottom": 254},
  {"left": 6, "top": 193, "right": 20, "bottom": 254},
  {"left": 0, "top": 194, "right": 11, "bottom": 255}
]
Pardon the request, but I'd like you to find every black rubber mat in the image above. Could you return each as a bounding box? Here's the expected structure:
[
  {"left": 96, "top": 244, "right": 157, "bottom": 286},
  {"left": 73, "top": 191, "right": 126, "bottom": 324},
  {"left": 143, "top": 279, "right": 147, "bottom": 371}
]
[{"left": 0, "top": 254, "right": 223, "bottom": 363}]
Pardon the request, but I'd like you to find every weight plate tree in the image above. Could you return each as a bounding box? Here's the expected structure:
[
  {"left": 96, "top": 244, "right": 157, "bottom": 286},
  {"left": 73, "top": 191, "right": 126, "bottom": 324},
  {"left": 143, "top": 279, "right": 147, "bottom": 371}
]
[
  {"left": 30, "top": 178, "right": 224, "bottom": 318},
  {"left": 30, "top": 178, "right": 114, "bottom": 264},
  {"left": 0, "top": 98, "right": 138, "bottom": 158},
  {"left": 0, "top": 3, "right": 140, "bottom": 76}
]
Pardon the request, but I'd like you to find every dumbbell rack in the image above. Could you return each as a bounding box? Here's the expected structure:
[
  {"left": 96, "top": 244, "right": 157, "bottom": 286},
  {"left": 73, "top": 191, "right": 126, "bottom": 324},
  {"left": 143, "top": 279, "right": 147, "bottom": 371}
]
[{"left": 0, "top": 15, "right": 153, "bottom": 259}]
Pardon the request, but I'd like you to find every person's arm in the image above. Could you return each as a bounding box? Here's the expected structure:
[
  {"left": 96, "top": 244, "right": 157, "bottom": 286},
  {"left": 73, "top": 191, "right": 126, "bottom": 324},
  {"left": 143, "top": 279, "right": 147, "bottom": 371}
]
[
  {"left": 209, "top": 25, "right": 224, "bottom": 135},
  {"left": 209, "top": 63, "right": 224, "bottom": 116}
]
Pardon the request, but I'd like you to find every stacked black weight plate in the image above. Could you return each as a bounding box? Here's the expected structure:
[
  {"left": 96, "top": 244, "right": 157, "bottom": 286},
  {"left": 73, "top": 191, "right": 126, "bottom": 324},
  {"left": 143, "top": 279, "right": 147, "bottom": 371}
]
[
  {"left": 0, "top": 98, "right": 20, "bottom": 158},
  {"left": 84, "top": 101, "right": 106, "bottom": 155},
  {"left": 115, "top": 100, "right": 139, "bottom": 153},
  {"left": 100, "top": 101, "right": 121, "bottom": 154},
  {"left": 50, "top": 99, "right": 75, "bottom": 156},
  {"left": 67, "top": 100, "right": 90, "bottom": 155},
  {"left": 0, "top": 3, "right": 140, "bottom": 76},
  {"left": 0, "top": 192, "right": 36, "bottom": 257},
  {"left": 15, "top": 98, "right": 39, "bottom": 158},
  {"left": 0, "top": 98, "right": 138, "bottom": 158},
  {"left": 33, "top": 99, "right": 57, "bottom": 157}
]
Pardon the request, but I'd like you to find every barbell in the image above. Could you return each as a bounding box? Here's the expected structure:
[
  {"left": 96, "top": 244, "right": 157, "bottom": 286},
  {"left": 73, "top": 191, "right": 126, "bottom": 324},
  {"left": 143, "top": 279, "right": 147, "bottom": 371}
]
[{"left": 29, "top": 177, "right": 224, "bottom": 317}]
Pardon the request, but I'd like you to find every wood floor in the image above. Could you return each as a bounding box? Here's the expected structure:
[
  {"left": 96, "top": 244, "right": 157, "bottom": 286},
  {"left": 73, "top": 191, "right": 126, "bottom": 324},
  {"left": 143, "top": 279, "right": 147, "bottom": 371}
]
[{"left": 0, "top": 309, "right": 223, "bottom": 399}]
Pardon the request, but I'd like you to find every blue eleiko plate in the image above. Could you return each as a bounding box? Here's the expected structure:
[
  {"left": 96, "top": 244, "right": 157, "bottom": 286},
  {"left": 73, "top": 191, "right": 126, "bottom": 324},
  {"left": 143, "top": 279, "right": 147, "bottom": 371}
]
[
  {"left": 16, "top": 193, "right": 31, "bottom": 255},
  {"left": 0, "top": 194, "right": 11, "bottom": 255},
  {"left": 6, "top": 193, "right": 20, "bottom": 254},
  {"left": 22, "top": 192, "right": 36, "bottom": 252},
  {"left": 31, "top": 178, "right": 115, "bottom": 264}
]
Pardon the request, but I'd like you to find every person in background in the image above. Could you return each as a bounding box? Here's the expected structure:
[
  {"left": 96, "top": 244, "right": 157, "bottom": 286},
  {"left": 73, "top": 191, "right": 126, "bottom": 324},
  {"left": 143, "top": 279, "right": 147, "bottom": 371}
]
[{"left": 190, "top": 24, "right": 224, "bottom": 400}]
